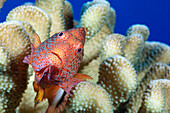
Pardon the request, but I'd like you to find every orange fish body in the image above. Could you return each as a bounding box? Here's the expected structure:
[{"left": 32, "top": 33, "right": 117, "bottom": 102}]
[
  {"left": 23, "top": 28, "right": 92, "bottom": 113},
  {"left": 24, "top": 27, "right": 88, "bottom": 88}
]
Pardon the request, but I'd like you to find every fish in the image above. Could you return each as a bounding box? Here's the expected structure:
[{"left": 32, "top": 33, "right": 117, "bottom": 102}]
[
  {"left": 33, "top": 73, "right": 92, "bottom": 113},
  {"left": 23, "top": 27, "right": 92, "bottom": 113}
]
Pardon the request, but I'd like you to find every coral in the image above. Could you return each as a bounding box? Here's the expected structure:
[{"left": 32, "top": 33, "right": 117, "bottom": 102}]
[
  {"left": 17, "top": 73, "right": 48, "bottom": 113},
  {"left": 79, "top": 23, "right": 170, "bottom": 113},
  {"left": 106, "top": 7, "right": 116, "bottom": 32},
  {"left": 0, "top": 0, "right": 170, "bottom": 113},
  {"left": 35, "top": 0, "right": 65, "bottom": 36},
  {"left": 138, "top": 79, "right": 170, "bottom": 113},
  {"left": 80, "top": 57, "right": 101, "bottom": 83},
  {"left": 79, "top": 24, "right": 113, "bottom": 70},
  {"left": 135, "top": 41, "right": 170, "bottom": 82},
  {"left": 124, "top": 33, "right": 144, "bottom": 66},
  {"left": 78, "top": 15, "right": 170, "bottom": 113},
  {"left": 78, "top": 0, "right": 116, "bottom": 70},
  {"left": 123, "top": 63, "right": 170, "bottom": 113},
  {"left": 126, "top": 24, "right": 150, "bottom": 41},
  {"left": 0, "top": 0, "right": 6, "bottom": 8},
  {"left": 79, "top": 0, "right": 110, "bottom": 40},
  {"left": 19, "top": 21, "right": 36, "bottom": 43},
  {"left": 98, "top": 55, "right": 137, "bottom": 110},
  {"left": 0, "top": 20, "right": 31, "bottom": 113},
  {"left": 100, "top": 34, "right": 125, "bottom": 61},
  {"left": 6, "top": 5, "right": 51, "bottom": 42},
  {"left": 64, "top": 1, "right": 74, "bottom": 30},
  {"left": 67, "top": 81, "right": 113, "bottom": 113}
]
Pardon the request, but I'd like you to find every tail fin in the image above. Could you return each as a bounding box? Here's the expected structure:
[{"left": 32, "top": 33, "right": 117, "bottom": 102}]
[{"left": 34, "top": 82, "right": 45, "bottom": 107}]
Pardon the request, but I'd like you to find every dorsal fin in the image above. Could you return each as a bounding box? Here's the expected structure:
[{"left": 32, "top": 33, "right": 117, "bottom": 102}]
[{"left": 33, "top": 32, "right": 41, "bottom": 48}]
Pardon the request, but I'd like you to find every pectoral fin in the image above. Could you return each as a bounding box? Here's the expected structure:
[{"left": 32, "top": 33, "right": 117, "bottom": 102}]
[
  {"left": 59, "top": 73, "right": 92, "bottom": 95},
  {"left": 74, "top": 73, "right": 93, "bottom": 80},
  {"left": 33, "top": 81, "right": 45, "bottom": 107}
]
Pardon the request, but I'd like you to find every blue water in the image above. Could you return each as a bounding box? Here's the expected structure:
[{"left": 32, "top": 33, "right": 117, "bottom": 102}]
[{"left": 0, "top": 0, "right": 170, "bottom": 45}]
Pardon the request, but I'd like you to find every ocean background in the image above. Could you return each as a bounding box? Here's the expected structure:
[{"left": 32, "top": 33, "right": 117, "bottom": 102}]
[{"left": 0, "top": 0, "right": 170, "bottom": 45}]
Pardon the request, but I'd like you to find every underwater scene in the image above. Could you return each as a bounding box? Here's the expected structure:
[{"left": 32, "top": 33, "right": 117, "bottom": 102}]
[{"left": 0, "top": 0, "right": 169, "bottom": 113}]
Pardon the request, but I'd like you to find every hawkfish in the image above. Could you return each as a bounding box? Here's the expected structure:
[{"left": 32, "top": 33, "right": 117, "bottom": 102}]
[{"left": 23, "top": 27, "right": 92, "bottom": 113}]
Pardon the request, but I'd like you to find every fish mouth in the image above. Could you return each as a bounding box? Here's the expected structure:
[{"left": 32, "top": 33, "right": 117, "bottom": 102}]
[
  {"left": 36, "top": 51, "right": 63, "bottom": 85},
  {"left": 34, "top": 66, "right": 48, "bottom": 83}
]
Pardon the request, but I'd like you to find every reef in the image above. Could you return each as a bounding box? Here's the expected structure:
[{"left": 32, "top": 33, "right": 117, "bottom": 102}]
[
  {"left": 0, "top": 0, "right": 169, "bottom": 113},
  {"left": 0, "top": 0, "right": 6, "bottom": 8}
]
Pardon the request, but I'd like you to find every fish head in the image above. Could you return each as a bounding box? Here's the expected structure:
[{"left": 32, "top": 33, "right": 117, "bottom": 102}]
[
  {"left": 42, "top": 27, "right": 88, "bottom": 82},
  {"left": 48, "top": 27, "right": 88, "bottom": 71}
]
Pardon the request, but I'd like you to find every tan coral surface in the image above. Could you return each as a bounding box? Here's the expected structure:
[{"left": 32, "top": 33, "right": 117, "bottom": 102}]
[{"left": 0, "top": 20, "right": 31, "bottom": 113}]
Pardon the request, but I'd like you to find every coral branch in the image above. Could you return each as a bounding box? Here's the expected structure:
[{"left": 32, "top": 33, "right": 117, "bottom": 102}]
[
  {"left": 80, "top": 1, "right": 110, "bottom": 39},
  {"left": 79, "top": 24, "right": 113, "bottom": 71},
  {"left": 124, "top": 33, "right": 144, "bottom": 66},
  {"left": 80, "top": 57, "right": 101, "bottom": 83},
  {"left": 98, "top": 55, "right": 137, "bottom": 110},
  {"left": 0, "top": 20, "right": 31, "bottom": 113},
  {"left": 139, "top": 79, "right": 170, "bottom": 113},
  {"left": 124, "top": 63, "right": 170, "bottom": 113},
  {"left": 0, "top": 0, "right": 6, "bottom": 9},
  {"left": 68, "top": 81, "right": 113, "bottom": 113},
  {"left": 35, "top": 0, "right": 65, "bottom": 36},
  {"left": 126, "top": 24, "right": 150, "bottom": 41},
  {"left": 100, "top": 34, "right": 125, "bottom": 61},
  {"left": 135, "top": 41, "right": 170, "bottom": 82},
  {"left": 6, "top": 5, "right": 51, "bottom": 42},
  {"left": 64, "top": 1, "right": 74, "bottom": 30}
]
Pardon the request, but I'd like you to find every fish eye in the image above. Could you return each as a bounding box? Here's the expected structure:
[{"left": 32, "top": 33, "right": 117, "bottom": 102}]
[
  {"left": 78, "top": 48, "right": 82, "bottom": 52},
  {"left": 58, "top": 32, "right": 63, "bottom": 36}
]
